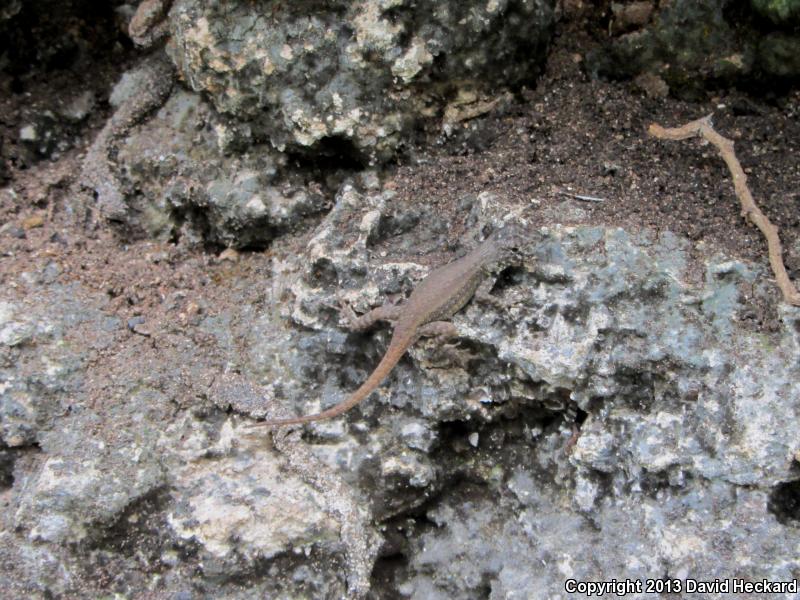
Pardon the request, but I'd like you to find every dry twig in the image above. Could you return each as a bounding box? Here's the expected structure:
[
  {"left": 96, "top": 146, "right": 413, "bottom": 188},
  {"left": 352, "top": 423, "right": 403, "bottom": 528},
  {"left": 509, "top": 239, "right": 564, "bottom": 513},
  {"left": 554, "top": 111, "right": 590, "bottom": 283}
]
[
  {"left": 558, "top": 191, "right": 607, "bottom": 203},
  {"left": 649, "top": 115, "right": 800, "bottom": 306}
]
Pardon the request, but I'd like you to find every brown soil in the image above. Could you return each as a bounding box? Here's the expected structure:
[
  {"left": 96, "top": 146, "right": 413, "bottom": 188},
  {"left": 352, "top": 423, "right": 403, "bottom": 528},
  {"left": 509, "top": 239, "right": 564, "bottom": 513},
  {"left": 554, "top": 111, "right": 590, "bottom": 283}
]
[
  {"left": 391, "top": 30, "right": 799, "bottom": 331},
  {"left": 1, "top": 13, "right": 798, "bottom": 598},
  {"left": 1, "top": 21, "right": 798, "bottom": 368}
]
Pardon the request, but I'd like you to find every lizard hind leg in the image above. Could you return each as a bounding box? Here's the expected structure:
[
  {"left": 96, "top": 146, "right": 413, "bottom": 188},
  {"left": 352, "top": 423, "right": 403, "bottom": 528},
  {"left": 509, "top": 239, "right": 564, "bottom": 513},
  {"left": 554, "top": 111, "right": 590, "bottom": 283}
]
[
  {"left": 416, "top": 321, "right": 466, "bottom": 368},
  {"left": 416, "top": 320, "right": 459, "bottom": 340}
]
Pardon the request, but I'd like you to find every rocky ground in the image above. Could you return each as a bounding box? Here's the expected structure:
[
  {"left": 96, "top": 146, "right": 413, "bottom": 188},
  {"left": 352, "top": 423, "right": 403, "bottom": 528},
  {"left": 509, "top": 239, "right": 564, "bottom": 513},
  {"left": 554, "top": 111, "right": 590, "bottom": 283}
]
[{"left": 1, "top": 1, "right": 799, "bottom": 598}]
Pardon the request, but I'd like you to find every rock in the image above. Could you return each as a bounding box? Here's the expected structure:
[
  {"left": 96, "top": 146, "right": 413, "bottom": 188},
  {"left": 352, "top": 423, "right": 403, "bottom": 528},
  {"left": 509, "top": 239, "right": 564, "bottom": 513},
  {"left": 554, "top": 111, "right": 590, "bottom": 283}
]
[
  {"left": 93, "top": 87, "right": 332, "bottom": 247},
  {"left": 2, "top": 223, "right": 26, "bottom": 239},
  {"left": 610, "top": 1, "right": 654, "bottom": 32},
  {"left": 166, "top": 0, "right": 555, "bottom": 162},
  {"left": 242, "top": 198, "right": 799, "bottom": 595},
  {"left": 400, "top": 481, "right": 798, "bottom": 597},
  {"left": 751, "top": 0, "right": 800, "bottom": 24},
  {"left": 167, "top": 436, "right": 341, "bottom": 579},
  {"left": 0, "top": 292, "right": 94, "bottom": 447},
  {"left": 88, "top": 0, "right": 556, "bottom": 244},
  {"left": 633, "top": 71, "right": 669, "bottom": 98},
  {"left": 757, "top": 31, "right": 800, "bottom": 78},
  {"left": 587, "top": 0, "right": 800, "bottom": 95},
  {"left": 21, "top": 214, "right": 44, "bottom": 230},
  {"left": 14, "top": 429, "right": 165, "bottom": 544},
  {"left": 3, "top": 198, "right": 800, "bottom": 595},
  {"left": 58, "top": 90, "right": 95, "bottom": 123}
]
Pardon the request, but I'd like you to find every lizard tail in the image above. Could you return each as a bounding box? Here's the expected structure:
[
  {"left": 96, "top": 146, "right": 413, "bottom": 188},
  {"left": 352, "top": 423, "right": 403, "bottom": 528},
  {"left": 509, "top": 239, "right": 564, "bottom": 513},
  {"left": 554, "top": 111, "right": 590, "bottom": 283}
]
[{"left": 252, "top": 335, "right": 414, "bottom": 427}]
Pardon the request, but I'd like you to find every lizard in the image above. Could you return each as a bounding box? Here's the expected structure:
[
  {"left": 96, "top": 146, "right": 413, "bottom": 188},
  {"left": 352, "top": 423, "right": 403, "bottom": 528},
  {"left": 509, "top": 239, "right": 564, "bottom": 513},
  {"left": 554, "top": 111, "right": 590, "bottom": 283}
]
[{"left": 252, "top": 225, "right": 521, "bottom": 427}]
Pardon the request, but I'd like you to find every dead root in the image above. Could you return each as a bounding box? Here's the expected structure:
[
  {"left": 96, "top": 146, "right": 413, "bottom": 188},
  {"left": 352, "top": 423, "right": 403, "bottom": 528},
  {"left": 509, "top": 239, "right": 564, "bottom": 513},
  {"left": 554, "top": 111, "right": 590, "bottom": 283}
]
[{"left": 649, "top": 115, "right": 800, "bottom": 306}]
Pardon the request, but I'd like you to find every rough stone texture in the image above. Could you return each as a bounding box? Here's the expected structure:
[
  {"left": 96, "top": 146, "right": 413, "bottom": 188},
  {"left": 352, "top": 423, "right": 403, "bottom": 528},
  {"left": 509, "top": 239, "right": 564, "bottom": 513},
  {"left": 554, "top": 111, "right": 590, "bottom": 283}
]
[
  {"left": 3, "top": 2, "right": 800, "bottom": 597},
  {"left": 69, "top": 0, "right": 555, "bottom": 244},
  {"left": 76, "top": 54, "right": 176, "bottom": 225},
  {"left": 401, "top": 482, "right": 798, "bottom": 599},
  {"left": 108, "top": 88, "right": 332, "bottom": 246},
  {"left": 2, "top": 182, "right": 800, "bottom": 597},
  {"left": 166, "top": 422, "right": 342, "bottom": 580},
  {"left": 14, "top": 426, "right": 165, "bottom": 544},
  {"left": 166, "top": 0, "right": 555, "bottom": 162},
  {"left": 0, "top": 285, "right": 110, "bottom": 449},
  {"left": 77, "top": 55, "right": 381, "bottom": 246},
  {"left": 247, "top": 190, "right": 800, "bottom": 596},
  {"left": 588, "top": 0, "right": 800, "bottom": 96},
  {"left": 76, "top": 64, "right": 339, "bottom": 246}
]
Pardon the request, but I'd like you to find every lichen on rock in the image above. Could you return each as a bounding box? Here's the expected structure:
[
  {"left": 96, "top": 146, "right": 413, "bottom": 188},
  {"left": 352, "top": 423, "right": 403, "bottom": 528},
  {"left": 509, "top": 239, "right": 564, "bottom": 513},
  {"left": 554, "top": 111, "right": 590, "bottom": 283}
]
[{"left": 166, "top": 0, "right": 555, "bottom": 162}]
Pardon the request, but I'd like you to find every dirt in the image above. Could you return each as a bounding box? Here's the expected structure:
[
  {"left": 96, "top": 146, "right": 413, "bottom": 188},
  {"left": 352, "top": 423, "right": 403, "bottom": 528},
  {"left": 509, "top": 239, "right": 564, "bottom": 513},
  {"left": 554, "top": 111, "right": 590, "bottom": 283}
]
[
  {"left": 1, "top": 10, "right": 799, "bottom": 598},
  {"left": 391, "top": 30, "right": 800, "bottom": 331},
  {"left": 1, "top": 17, "right": 798, "bottom": 390}
]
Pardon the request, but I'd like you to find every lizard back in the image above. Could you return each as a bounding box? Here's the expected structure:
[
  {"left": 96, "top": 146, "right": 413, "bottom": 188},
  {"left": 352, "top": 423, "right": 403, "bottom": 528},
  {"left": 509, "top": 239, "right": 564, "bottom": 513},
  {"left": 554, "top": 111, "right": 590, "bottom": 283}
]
[
  {"left": 253, "top": 234, "right": 503, "bottom": 427},
  {"left": 396, "top": 237, "right": 501, "bottom": 333}
]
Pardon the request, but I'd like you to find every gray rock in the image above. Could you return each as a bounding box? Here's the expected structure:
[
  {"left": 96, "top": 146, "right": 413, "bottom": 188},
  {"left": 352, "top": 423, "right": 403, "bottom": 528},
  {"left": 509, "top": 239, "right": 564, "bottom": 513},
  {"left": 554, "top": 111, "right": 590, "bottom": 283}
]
[
  {"left": 587, "top": 0, "right": 800, "bottom": 95},
  {"left": 1, "top": 224, "right": 26, "bottom": 239},
  {"left": 109, "top": 89, "right": 332, "bottom": 247},
  {"left": 90, "top": 0, "right": 555, "bottom": 245},
  {"left": 0, "top": 290, "right": 97, "bottom": 448},
  {"left": 166, "top": 431, "right": 341, "bottom": 578},
  {"left": 401, "top": 480, "right": 797, "bottom": 599},
  {"left": 59, "top": 90, "right": 95, "bottom": 123},
  {"left": 14, "top": 424, "right": 165, "bottom": 544},
  {"left": 3, "top": 183, "right": 799, "bottom": 597},
  {"left": 252, "top": 195, "right": 800, "bottom": 596},
  {"left": 166, "top": 0, "right": 555, "bottom": 162}
]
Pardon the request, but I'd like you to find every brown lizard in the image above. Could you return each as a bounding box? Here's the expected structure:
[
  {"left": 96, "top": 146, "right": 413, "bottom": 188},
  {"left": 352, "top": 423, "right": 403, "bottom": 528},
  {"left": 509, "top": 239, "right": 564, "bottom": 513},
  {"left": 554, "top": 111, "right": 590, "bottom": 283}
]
[{"left": 253, "top": 226, "right": 521, "bottom": 427}]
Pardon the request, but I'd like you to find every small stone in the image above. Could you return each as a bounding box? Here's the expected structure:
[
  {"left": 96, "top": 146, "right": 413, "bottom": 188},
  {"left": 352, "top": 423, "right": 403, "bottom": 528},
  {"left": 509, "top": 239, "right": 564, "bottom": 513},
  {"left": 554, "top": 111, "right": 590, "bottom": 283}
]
[
  {"left": 611, "top": 1, "right": 654, "bottom": 31},
  {"left": 400, "top": 421, "right": 436, "bottom": 452},
  {"left": 634, "top": 72, "right": 669, "bottom": 99},
  {"left": 127, "top": 316, "right": 151, "bottom": 336},
  {"left": 60, "top": 91, "right": 95, "bottom": 122},
  {"left": 219, "top": 248, "right": 239, "bottom": 262},
  {"left": 19, "top": 124, "right": 37, "bottom": 141},
  {"left": 22, "top": 215, "right": 44, "bottom": 230},
  {"left": 3, "top": 225, "right": 25, "bottom": 239},
  {"left": 185, "top": 301, "right": 201, "bottom": 316}
]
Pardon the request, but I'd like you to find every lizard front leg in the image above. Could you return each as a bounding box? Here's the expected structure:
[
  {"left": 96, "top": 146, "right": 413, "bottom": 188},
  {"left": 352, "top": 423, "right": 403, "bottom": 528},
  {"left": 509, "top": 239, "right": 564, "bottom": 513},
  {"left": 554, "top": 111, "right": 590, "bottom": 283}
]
[
  {"left": 339, "top": 300, "right": 403, "bottom": 332},
  {"left": 473, "top": 276, "right": 507, "bottom": 311}
]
